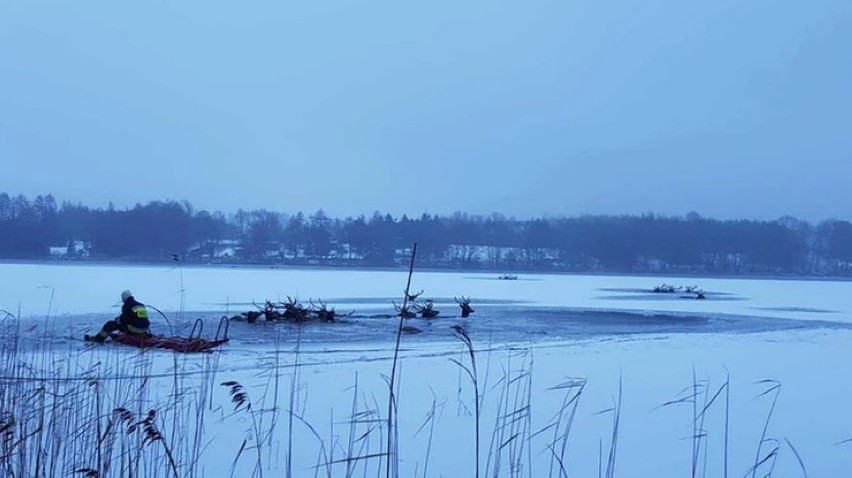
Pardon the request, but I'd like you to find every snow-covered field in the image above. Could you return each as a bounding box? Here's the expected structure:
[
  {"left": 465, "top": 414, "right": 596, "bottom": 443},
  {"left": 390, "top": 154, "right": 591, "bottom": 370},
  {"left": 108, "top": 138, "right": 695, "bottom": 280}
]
[{"left": 2, "top": 262, "right": 851, "bottom": 477}]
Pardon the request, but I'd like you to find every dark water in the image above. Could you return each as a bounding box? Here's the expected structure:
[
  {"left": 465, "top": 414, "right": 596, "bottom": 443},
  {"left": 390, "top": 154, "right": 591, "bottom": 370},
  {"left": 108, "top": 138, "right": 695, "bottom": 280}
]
[{"left": 36, "top": 301, "right": 851, "bottom": 351}]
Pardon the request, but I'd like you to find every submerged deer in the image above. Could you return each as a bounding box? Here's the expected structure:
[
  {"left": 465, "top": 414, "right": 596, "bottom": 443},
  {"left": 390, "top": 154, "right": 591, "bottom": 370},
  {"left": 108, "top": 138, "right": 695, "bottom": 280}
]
[
  {"left": 230, "top": 310, "right": 262, "bottom": 324},
  {"left": 281, "top": 296, "right": 311, "bottom": 322},
  {"left": 414, "top": 300, "right": 439, "bottom": 319},
  {"left": 256, "top": 301, "right": 282, "bottom": 321},
  {"left": 393, "top": 301, "right": 416, "bottom": 319},
  {"left": 455, "top": 296, "right": 474, "bottom": 318},
  {"left": 310, "top": 298, "right": 337, "bottom": 322}
]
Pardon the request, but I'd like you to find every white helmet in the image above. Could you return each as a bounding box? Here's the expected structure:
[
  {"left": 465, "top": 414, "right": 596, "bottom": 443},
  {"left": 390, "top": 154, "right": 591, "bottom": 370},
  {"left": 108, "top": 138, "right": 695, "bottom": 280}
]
[{"left": 121, "top": 290, "right": 133, "bottom": 303}]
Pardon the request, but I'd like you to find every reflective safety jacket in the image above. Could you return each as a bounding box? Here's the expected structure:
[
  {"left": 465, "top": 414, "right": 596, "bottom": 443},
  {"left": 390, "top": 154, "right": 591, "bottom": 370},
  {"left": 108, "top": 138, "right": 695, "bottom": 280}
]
[{"left": 119, "top": 297, "right": 151, "bottom": 333}]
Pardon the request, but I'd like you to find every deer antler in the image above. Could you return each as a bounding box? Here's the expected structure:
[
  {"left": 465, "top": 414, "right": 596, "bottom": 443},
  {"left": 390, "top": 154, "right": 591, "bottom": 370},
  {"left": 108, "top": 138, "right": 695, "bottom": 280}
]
[
  {"left": 310, "top": 298, "right": 329, "bottom": 312},
  {"left": 393, "top": 301, "right": 409, "bottom": 312}
]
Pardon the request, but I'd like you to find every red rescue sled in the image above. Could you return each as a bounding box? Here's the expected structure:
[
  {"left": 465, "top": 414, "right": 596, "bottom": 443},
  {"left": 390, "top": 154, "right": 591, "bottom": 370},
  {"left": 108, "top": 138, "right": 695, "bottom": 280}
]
[{"left": 110, "top": 317, "right": 229, "bottom": 353}]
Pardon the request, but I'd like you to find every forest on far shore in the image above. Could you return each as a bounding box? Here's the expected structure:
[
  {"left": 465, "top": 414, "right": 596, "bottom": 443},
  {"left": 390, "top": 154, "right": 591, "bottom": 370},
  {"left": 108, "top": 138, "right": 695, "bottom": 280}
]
[{"left": 2, "top": 192, "right": 852, "bottom": 277}]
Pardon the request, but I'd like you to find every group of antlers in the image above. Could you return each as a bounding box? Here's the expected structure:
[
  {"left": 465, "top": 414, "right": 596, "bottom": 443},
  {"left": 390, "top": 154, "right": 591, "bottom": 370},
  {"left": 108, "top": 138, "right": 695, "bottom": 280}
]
[
  {"left": 249, "top": 297, "right": 342, "bottom": 323},
  {"left": 393, "top": 290, "right": 475, "bottom": 319}
]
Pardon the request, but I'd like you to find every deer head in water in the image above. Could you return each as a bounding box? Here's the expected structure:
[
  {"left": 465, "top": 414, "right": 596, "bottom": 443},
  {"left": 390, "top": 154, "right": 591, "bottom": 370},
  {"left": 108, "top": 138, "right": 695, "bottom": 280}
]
[{"left": 455, "top": 296, "right": 474, "bottom": 318}]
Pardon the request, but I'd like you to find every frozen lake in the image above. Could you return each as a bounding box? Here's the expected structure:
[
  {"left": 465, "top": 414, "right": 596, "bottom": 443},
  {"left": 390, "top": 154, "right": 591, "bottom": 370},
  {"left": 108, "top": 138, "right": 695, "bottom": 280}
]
[
  {"left": 4, "top": 261, "right": 851, "bottom": 348},
  {"left": 2, "top": 262, "right": 851, "bottom": 477},
  {"left": 4, "top": 261, "right": 852, "bottom": 324}
]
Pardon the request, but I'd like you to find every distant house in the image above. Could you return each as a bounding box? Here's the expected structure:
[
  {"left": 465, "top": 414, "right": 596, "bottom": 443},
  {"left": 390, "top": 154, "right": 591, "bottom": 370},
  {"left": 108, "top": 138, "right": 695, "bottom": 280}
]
[
  {"left": 214, "top": 240, "right": 242, "bottom": 259},
  {"left": 49, "top": 247, "right": 67, "bottom": 258},
  {"left": 49, "top": 241, "right": 91, "bottom": 259},
  {"left": 263, "top": 248, "right": 282, "bottom": 261},
  {"left": 188, "top": 240, "right": 242, "bottom": 260}
]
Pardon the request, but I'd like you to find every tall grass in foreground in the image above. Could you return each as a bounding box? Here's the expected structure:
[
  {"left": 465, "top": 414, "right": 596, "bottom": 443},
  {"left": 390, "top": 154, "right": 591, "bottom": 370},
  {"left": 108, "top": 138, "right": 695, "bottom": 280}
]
[
  {"left": 0, "top": 307, "right": 836, "bottom": 478},
  {"left": 450, "top": 325, "right": 481, "bottom": 478},
  {"left": 0, "top": 312, "right": 222, "bottom": 478},
  {"left": 385, "top": 242, "right": 418, "bottom": 478}
]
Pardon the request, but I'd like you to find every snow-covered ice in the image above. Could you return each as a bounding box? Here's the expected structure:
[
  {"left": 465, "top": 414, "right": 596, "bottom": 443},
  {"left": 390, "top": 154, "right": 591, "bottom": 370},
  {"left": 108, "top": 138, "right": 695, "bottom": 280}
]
[{"left": 2, "top": 262, "right": 851, "bottom": 477}]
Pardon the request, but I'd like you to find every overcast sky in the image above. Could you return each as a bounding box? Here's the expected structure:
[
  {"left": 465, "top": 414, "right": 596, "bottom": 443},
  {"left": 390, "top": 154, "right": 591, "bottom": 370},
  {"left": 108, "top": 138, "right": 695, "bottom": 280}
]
[{"left": 1, "top": 0, "right": 850, "bottom": 221}]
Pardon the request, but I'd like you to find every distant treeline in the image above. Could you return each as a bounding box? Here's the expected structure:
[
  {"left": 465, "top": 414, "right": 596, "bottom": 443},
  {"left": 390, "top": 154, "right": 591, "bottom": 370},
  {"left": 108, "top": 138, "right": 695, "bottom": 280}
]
[{"left": 2, "top": 192, "right": 852, "bottom": 276}]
